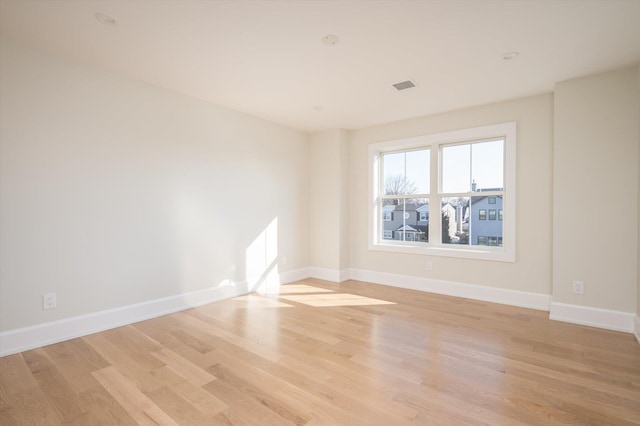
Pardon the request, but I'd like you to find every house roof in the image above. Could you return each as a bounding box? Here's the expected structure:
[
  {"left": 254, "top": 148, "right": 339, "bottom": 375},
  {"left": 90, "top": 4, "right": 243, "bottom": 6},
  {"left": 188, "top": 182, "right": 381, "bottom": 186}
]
[
  {"left": 1, "top": 1, "right": 638, "bottom": 132},
  {"left": 387, "top": 203, "right": 427, "bottom": 212},
  {"left": 396, "top": 225, "right": 420, "bottom": 232}
]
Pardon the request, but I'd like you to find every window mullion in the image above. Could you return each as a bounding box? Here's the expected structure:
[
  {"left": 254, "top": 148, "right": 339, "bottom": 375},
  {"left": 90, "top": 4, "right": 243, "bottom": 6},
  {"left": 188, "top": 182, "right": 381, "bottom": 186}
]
[{"left": 431, "top": 143, "right": 440, "bottom": 245}]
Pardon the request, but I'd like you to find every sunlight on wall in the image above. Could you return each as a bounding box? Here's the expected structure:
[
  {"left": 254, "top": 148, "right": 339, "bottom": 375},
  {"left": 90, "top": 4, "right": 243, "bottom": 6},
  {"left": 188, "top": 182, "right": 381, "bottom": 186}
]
[{"left": 246, "top": 217, "right": 280, "bottom": 292}]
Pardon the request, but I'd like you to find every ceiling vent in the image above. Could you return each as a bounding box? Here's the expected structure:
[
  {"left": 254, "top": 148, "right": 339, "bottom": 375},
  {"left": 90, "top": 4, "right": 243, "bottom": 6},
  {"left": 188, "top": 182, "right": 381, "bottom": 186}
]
[{"left": 392, "top": 80, "right": 417, "bottom": 91}]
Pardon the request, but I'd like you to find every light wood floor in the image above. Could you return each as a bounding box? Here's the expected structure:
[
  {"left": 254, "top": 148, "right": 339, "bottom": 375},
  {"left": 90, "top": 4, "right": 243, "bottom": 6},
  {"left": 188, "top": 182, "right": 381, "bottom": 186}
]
[{"left": 1, "top": 279, "right": 640, "bottom": 425}]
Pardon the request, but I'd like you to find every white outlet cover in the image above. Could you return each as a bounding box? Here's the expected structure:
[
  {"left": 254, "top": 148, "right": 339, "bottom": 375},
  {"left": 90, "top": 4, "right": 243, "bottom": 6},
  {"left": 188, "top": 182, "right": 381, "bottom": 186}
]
[
  {"left": 43, "top": 292, "right": 56, "bottom": 309},
  {"left": 572, "top": 281, "right": 584, "bottom": 294}
]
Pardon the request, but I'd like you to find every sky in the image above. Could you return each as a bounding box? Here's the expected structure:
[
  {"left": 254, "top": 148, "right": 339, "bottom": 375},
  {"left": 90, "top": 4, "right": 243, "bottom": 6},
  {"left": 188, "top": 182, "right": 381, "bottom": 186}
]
[{"left": 383, "top": 139, "right": 503, "bottom": 195}]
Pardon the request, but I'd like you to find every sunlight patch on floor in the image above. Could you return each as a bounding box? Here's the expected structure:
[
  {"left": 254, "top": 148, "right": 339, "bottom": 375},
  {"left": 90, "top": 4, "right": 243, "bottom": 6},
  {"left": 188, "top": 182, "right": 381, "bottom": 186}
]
[
  {"left": 234, "top": 294, "right": 294, "bottom": 308},
  {"left": 260, "top": 284, "right": 334, "bottom": 295},
  {"left": 278, "top": 293, "right": 396, "bottom": 307}
]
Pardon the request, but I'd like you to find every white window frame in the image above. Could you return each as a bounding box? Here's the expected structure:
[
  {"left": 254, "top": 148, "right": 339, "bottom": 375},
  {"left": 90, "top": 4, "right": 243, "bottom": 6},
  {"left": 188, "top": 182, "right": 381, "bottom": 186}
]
[{"left": 368, "top": 122, "right": 516, "bottom": 262}]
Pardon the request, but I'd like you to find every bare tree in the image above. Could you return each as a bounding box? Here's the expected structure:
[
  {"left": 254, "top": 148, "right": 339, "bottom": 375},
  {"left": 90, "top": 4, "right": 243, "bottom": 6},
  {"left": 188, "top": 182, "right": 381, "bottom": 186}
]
[
  {"left": 383, "top": 175, "right": 419, "bottom": 206},
  {"left": 384, "top": 175, "right": 417, "bottom": 195}
]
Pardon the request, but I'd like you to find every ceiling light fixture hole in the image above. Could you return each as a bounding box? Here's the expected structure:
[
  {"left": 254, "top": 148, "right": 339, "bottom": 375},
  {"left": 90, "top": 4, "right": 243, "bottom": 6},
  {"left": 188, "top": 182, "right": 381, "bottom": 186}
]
[
  {"left": 95, "top": 12, "right": 116, "bottom": 25},
  {"left": 321, "top": 34, "right": 340, "bottom": 46}
]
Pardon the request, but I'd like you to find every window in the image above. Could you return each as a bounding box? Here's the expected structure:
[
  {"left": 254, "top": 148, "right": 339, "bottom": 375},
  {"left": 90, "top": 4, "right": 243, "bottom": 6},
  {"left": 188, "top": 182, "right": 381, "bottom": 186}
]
[
  {"left": 369, "top": 122, "right": 516, "bottom": 262},
  {"left": 378, "top": 149, "right": 430, "bottom": 244}
]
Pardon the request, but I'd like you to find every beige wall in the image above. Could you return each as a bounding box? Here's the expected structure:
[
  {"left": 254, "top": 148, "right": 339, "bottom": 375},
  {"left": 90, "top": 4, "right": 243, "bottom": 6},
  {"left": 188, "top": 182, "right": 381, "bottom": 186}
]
[
  {"left": 309, "top": 129, "right": 349, "bottom": 271},
  {"left": 2, "top": 35, "right": 638, "bottom": 340},
  {"left": 0, "top": 39, "right": 309, "bottom": 332},
  {"left": 553, "top": 66, "right": 639, "bottom": 313},
  {"left": 637, "top": 66, "right": 640, "bottom": 319},
  {"left": 348, "top": 94, "right": 554, "bottom": 294}
]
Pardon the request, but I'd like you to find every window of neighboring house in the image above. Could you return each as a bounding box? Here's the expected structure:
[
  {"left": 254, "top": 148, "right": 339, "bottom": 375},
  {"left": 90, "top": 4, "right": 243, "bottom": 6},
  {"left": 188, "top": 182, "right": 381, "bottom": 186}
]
[
  {"left": 383, "top": 230, "right": 393, "bottom": 239},
  {"left": 369, "top": 121, "right": 516, "bottom": 262}
]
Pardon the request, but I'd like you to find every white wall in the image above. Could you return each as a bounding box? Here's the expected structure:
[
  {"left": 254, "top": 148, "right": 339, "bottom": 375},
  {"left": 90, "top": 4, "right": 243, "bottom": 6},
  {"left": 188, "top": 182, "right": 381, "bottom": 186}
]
[
  {"left": 553, "top": 66, "right": 639, "bottom": 313},
  {"left": 0, "top": 38, "right": 309, "bottom": 333},
  {"left": 2, "top": 36, "right": 639, "bottom": 350},
  {"left": 309, "top": 129, "right": 349, "bottom": 275},
  {"left": 348, "top": 94, "right": 554, "bottom": 295}
]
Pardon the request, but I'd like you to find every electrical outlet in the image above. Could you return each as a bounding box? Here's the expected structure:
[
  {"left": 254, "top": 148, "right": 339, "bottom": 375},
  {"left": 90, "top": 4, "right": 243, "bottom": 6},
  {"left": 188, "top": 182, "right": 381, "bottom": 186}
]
[
  {"left": 425, "top": 261, "right": 433, "bottom": 271},
  {"left": 43, "top": 292, "right": 56, "bottom": 309},
  {"left": 572, "top": 281, "right": 584, "bottom": 295}
]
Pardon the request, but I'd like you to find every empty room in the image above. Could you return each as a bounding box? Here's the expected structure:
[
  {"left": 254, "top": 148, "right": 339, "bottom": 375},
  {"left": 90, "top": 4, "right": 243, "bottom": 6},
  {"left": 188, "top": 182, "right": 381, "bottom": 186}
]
[{"left": 1, "top": 0, "right": 639, "bottom": 424}]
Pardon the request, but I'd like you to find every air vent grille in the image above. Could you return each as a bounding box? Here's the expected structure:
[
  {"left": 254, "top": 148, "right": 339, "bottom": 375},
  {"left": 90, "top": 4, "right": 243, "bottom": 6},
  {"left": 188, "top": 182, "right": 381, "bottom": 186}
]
[{"left": 392, "top": 80, "right": 416, "bottom": 91}]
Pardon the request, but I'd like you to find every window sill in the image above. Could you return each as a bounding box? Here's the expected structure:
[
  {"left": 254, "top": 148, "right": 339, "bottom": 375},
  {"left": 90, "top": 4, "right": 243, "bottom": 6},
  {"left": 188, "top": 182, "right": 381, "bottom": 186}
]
[{"left": 369, "top": 241, "right": 515, "bottom": 262}]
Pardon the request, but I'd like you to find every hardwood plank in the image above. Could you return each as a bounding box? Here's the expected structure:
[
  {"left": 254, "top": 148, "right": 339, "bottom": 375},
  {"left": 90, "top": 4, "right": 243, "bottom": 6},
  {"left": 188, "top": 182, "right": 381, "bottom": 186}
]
[
  {"left": 92, "top": 365, "right": 178, "bottom": 425},
  {"left": 1, "top": 278, "right": 639, "bottom": 424},
  {"left": 151, "top": 347, "right": 216, "bottom": 386},
  {"left": 22, "top": 348, "right": 87, "bottom": 422}
]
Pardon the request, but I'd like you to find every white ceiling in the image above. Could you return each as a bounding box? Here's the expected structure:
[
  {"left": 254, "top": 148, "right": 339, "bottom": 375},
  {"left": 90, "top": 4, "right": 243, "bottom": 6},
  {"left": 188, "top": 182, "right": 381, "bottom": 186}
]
[{"left": 2, "top": 0, "right": 640, "bottom": 133}]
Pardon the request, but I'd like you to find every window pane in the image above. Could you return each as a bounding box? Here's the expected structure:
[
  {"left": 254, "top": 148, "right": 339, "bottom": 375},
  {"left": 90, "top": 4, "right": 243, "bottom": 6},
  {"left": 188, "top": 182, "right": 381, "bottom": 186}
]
[
  {"left": 441, "top": 197, "right": 469, "bottom": 245},
  {"left": 382, "top": 150, "right": 429, "bottom": 195},
  {"left": 471, "top": 140, "right": 503, "bottom": 191},
  {"left": 470, "top": 195, "right": 503, "bottom": 246},
  {"left": 381, "top": 204, "right": 395, "bottom": 241},
  {"left": 382, "top": 152, "right": 405, "bottom": 195},
  {"left": 442, "top": 144, "right": 470, "bottom": 193},
  {"left": 405, "top": 149, "right": 430, "bottom": 194}
]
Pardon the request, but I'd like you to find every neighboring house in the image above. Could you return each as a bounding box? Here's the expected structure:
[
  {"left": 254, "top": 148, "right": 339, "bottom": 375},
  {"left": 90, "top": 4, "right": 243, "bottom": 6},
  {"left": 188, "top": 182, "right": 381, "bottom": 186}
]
[
  {"left": 441, "top": 203, "right": 457, "bottom": 241},
  {"left": 469, "top": 195, "right": 503, "bottom": 246},
  {"left": 382, "top": 202, "right": 457, "bottom": 242},
  {"left": 382, "top": 202, "right": 427, "bottom": 242}
]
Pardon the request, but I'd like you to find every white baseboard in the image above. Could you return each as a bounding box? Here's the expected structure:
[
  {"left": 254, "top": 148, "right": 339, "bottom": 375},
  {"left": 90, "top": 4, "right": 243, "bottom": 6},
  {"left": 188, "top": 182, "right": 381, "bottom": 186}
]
[
  {"left": 0, "top": 269, "right": 315, "bottom": 357},
  {"left": 4, "top": 266, "right": 634, "bottom": 356},
  {"left": 278, "top": 267, "right": 311, "bottom": 284},
  {"left": 0, "top": 282, "right": 254, "bottom": 357},
  {"left": 549, "top": 302, "right": 635, "bottom": 333},
  {"left": 308, "top": 267, "right": 351, "bottom": 283},
  {"left": 348, "top": 268, "right": 550, "bottom": 311}
]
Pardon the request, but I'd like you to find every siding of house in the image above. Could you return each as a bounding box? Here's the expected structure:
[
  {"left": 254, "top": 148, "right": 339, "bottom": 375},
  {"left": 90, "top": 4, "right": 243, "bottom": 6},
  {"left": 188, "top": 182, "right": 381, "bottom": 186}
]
[{"left": 470, "top": 196, "right": 503, "bottom": 245}]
